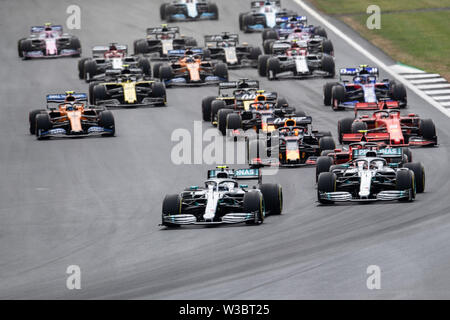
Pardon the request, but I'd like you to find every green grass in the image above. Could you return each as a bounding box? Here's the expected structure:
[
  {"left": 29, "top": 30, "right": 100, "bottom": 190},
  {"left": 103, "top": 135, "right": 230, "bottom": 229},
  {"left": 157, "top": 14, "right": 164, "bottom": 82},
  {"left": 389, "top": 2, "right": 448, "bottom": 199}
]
[
  {"left": 311, "top": 0, "right": 450, "bottom": 15},
  {"left": 310, "top": 0, "right": 450, "bottom": 79}
]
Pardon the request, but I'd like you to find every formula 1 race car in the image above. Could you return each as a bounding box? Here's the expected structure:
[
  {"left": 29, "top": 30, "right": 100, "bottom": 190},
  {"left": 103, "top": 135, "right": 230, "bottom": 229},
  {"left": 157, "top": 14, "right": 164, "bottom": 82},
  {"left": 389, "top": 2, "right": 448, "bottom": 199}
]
[
  {"left": 160, "top": 0, "right": 219, "bottom": 22},
  {"left": 202, "top": 79, "right": 261, "bottom": 121},
  {"left": 77, "top": 43, "right": 152, "bottom": 81},
  {"left": 323, "top": 65, "right": 407, "bottom": 110},
  {"left": 204, "top": 33, "right": 262, "bottom": 68},
  {"left": 155, "top": 48, "right": 228, "bottom": 87},
  {"left": 258, "top": 40, "right": 335, "bottom": 80},
  {"left": 161, "top": 166, "right": 282, "bottom": 227},
  {"left": 261, "top": 15, "right": 328, "bottom": 42},
  {"left": 207, "top": 87, "right": 290, "bottom": 128},
  {"left": 90, "top": 68, "right": 167, "bottom": 107},
  {"left": 29, "top": 91, "right": 115, "bottom": 139},
  {"left": 18, "top": 23, "right": 81, "bottom": 59},
  {"left": 133, "top": 25, "right": 197, "bottom": 59},
  {"left": 247, "top": 116, "right": 336, "bottom": 167},
  {"left": 262, "top": 24, "right": 333, "bottom": 56},
  {"left": 317, "top": 150, "right": 424, "bottom": 203},
  {"left": 239, "top": 1, "right": 296, "bottom": 32},
  {"left": 337, "top": 108, "right": 437, "bottom": 147}
]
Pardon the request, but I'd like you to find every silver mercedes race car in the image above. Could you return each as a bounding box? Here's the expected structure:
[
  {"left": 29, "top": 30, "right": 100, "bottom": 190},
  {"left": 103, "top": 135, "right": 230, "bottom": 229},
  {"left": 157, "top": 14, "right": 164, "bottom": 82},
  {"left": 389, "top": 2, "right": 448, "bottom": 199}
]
[{"left": 161, "top": 166, "right": 283, "bottom": 227}]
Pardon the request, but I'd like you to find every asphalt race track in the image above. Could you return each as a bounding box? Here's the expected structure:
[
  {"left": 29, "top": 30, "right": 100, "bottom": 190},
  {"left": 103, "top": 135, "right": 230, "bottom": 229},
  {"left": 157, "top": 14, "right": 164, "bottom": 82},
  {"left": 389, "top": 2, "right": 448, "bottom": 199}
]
[{"left": 1, "top": 0, "right": 450, "bottom": 299}]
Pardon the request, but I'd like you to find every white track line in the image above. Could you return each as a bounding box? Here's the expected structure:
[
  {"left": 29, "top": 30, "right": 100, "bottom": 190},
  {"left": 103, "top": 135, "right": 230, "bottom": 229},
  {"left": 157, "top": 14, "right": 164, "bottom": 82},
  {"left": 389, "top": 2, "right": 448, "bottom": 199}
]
[
  {"left": 441, "top": 102, "right": 450, "bottom": 107},
  {"left": 416, "top": 83, "right": 450, "bottom": 90},
  {"left": 424, "top": 89, "right": 450, "bottom": 95},
  {"left": 292, "top": 0, "right": 450, "bottom": 117},
  {"left": 433, "top": 96, "right": 450, "bottom": 101},
  {"left": 403, "top": 74, "right": 441, "bottom": 79},
  {"left": 410, "top": 78, "right": 448, "bottom": 84}
]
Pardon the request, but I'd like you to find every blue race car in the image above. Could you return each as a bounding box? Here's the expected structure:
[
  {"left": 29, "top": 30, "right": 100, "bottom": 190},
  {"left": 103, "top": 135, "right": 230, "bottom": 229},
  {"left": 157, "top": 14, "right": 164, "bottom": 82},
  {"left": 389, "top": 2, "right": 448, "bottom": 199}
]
[
  {"left": 323, "top": 65, "right": 407, "bottom": 111},
  {"left": 239, "top": 0, "right": 297, "bottom": 33},
  {"left": 160, "top": 0, "right": 219, "bottom": 22}
]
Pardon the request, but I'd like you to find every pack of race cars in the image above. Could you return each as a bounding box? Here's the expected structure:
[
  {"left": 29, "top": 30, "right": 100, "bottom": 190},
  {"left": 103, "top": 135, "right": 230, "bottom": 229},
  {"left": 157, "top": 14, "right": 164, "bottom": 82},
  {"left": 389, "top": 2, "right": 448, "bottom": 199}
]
[{"left": 20, "top": 1, "right": 439, "bottom": 228}]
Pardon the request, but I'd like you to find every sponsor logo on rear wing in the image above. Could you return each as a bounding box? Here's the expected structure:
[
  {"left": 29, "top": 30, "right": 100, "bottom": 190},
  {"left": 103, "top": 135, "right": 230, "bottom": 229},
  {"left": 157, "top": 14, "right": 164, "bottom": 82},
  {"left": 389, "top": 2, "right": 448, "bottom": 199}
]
[
  {"left": 251, "top": 0, "right": 281, "bottom": 8},
  {"left": 92, "top": 45, "right": 127, "bottom": 54},
  {"left": 276, "top": 15, "right": 307, "bottom": 23},
  {"left": 204, "top": 34, "right": 239, "bottom": 42},
  {"left": 207, "top": 168, "right": 260, "bottom": 180},
  {"left": 340, "top": 67, "right": 379, "bottom": 76},
  {"left": 46, "top": 93, "right": 87, "bottom": 103},
  {"left": 31, "top": 25, "right": 63, "bottom": 33},
  {"left": 219, "top": 80, "right": 259, "bottom": 90},
  {"left": 168, "top": 48, "right": 203, "bottom": 56},
  {"left": 353, "top": 147, "right": 403, "bottom": 158},
  {"left": 273, "top": 116, "right": 313, "bottom": 125},
  {"left": 146, "top": 26, "right": 180, "bottom": 35}
]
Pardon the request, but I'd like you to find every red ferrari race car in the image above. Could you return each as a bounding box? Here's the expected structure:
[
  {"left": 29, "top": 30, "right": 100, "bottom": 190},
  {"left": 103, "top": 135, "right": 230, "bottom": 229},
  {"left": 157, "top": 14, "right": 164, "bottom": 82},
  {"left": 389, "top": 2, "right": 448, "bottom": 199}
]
[{"left": 337, "top": 108, "right": 437, "bottom": 147}]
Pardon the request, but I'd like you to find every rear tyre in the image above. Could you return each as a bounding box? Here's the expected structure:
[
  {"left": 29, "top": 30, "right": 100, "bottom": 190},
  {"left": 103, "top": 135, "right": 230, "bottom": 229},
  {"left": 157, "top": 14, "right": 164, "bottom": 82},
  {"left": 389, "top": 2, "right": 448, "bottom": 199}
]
[
  {"left": 160, "top": 3, "right": 167, "bottom": 20},
  {"left": 323, "top": 82, "right": 338, "bottom": 106},
  {"left": 314, "top": 26, "right": 327, "bottom": 38},
  {"left": 209, "top": 3, "right": 219, "bottom": 20},
  {"left": 262, "top": 29, "right": 278, "bottom": 41},
  {"left": 331, "top": 85, "right": 345, "bottom": 111},
  {"left": 337, "top": 117, "right": 354, "bottom": 144},
  {"left": 152, "top": 62, "right": 163, "bottom": 79},
  {"left": 258, "top": 55, "right": 270, "bottom": 77},
  {"left": 321, "top": 55, "right": 335, "bottom": 77},
  {"left": 404, "top": 162, "right": 425, "bottom": 193},
  {"left": 226, "top": 113, "right": 242, "bottom": 131},
  {"left": 134, "top": 40, "right": 149, "bottom": 55},
  {"left": 213, "top": 63, "right": 228, "bottom": 80},
  {"left": 317, "top": 172, "right": 336, "bottom": 204},
  {"left": 217, "top": 109, "right": 233, "bottom": 135},
  {"left": 84, "top": 59, "right": 98, "bottom": 81},
  {"left": 159, "top": 65, "right": 174, "bottom": 82},
  {"left": 78, "top": 57, "right": 89, "bottom": 79},
  {"left": 403, "top": 147, "right": 413, "bottom": 163},
  {"left": 93, "top": 85, "right": 108, "bottom": 104},
  {"left": 276, "top": 97, "right": 289, "bottom": 109},
  {"left": 419, "top": 119, "right": 436, "bottom": 141},
  {"left": 249, "top": 46, "right": 262, "bottom": 60},
  {"left": 267, "top": 57, "right": 281, "bottom": 80},
  {"left": 259, "top": 184, "right": 283, "bottom": 215},
  {"left": 244, "top": 191, "right": 264, "bottom": 224},
  {"left": 18, "top": 38, "right": 25, "bottom": 58},
  {"left": 263, "top": 39, "right": 275, "bottom": 54},
  {"left": 322, "top": 40, "right": 334, "bottom": 56},
  {"left": 161, "top": 194, "right": 182, "bottom": 227},
  {"left": 202, "top": 96, "right": 216, "bottom": 121},
  {"left": 138, "top": 58, "right": 152, "bottom": 77},
  {"left": 319, "top": 136, "right": 336, "bottom": 152},
  {"left": 210, "top": 99, "right": 227, "bottom": 124},
  {"left": 351, "top": 121, "right": 368, "bottom": 133},
  {"left": 391, "top": 83, "right": 407, "bottom": 106}
]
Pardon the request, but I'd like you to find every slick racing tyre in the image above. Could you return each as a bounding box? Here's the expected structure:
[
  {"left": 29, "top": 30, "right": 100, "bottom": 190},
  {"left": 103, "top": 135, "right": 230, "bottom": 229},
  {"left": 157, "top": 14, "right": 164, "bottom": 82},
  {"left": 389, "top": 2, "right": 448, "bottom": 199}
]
[
  {"left": 396, "top": 170, "right": 415, "bottom": 201},
  {"left": 404, "top": 162, "right": 425, "bottom": 193},
  {"left": 259, "top": 184, "right": 283, "bottom": 216},
  {"left": 217, "top": 109, "right": 233, "bottom": 135},
  {"left": 151, "top": 82, "right": 167, "bottom": 106},
  {"left": 337, "top": 117, "right": 353, "bottom": 143},
  {"left": 319, "top": 136, "right": 336, "bottom": 152},
  {"left": 244, "top": 191, "right": 264, "bottom": 224},
  {"left": 317, "top": 172, "right": 337, "bottom": 204},
  {"left": 202, "top": 96, "right": 216, "bottom": 121},
  {"left": 331, "top": 85, "right": 345, "bottom": 111},
  {"left": 29, "top": 109, "right": 46, "bottom": 134},
  {"left": 213, "top": 63, "right": 228, "bottom": 80},
  {"left": 323, "top": 82, "right": 339, "bottom": 106},
  {"left": 35, "top": 114, "right": 52, "bottom": 139},
  {"left": 258, "top": 55, "right": 270, "bottom": 77},
  {"left": 93, "top": 84, "right": 108, "bottom": 104},
  {"left": 321, "top": 55, "right": 335, "bottom": 77},
  {"left": 316, "top": 156, "right": 334, "bottom": 182},
  {"left": 138, "top": 57, "right": 152, "bottom": 77},
  {"left": 152, "top": 62, "right": 164, "bottom": 79},
  {"left": 226, "top": 113, "right": 242, "bottom": 132},
  {"left": 161, "top": 194, "right": 182, "bottom": 227},
  {"left": 99, "top": 110, "right": 115, "bottom": 136},
  {"left": 351, "top": 121, "right": 368, "bottom": 133},
  {"left": 210, "top": 99, "right": 227, "bottom": 124},
  {"left": 267, "top": 57, "right": 281, "bottom": 80}
]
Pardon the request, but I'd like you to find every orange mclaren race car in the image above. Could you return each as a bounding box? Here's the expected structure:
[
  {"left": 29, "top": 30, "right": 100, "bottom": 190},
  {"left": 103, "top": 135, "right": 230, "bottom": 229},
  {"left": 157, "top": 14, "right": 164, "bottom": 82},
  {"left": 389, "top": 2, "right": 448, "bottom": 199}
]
[
  {"left": 29, "top": 91, "right": 115, "bottom": 140},
  {"left": 154, "top": 48, "right": 228, "bottom": 87}
]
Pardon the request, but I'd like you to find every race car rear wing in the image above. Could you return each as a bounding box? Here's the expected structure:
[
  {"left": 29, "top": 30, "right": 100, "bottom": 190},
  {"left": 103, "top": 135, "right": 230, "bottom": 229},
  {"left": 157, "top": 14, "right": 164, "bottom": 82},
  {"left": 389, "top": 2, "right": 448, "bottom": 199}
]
[
  {"left": 167, "top": 48, "right": 203, "bottom": 57},
  {"left": 46, "top": 93, "right": 87, "bottom": 103},
  {"left": 219, "top": 80, "right": 259, "bottom": 90},
  {"left": 207, "top": 167, "right": 261, "bottom": 181},
  {"left": 91, "top": 45, "right": 128, "bottom": 56},
  {"left": 31, "top": 25, "right": 63, "bottom": 33},
  {"left": 340, "top": 66, "right": 379, "bottom": 77},
  {"left": 251, "top": 0, "right": 281, "bottom": 8},
  {"left": 146, "top": 26, "right": 180, "bottom": 35},
  {"left": 273, "top": 116, "right": 313, "bottom": 126},
  {"left": 275, "top": 15, "right": 307, "bottom": 24},
  {"left": 204, "top": 33, "right": 239, "bottom": 43},
  {"left": 352, "top": 147, "right": 403, "bottom": 159}
]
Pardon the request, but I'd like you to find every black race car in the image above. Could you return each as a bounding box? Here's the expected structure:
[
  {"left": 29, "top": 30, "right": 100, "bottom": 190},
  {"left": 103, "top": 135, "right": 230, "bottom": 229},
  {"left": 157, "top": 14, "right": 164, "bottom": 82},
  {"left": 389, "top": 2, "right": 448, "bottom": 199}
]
[{"left": 133, "top": 25, "right": 197, "bottom": 59}]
